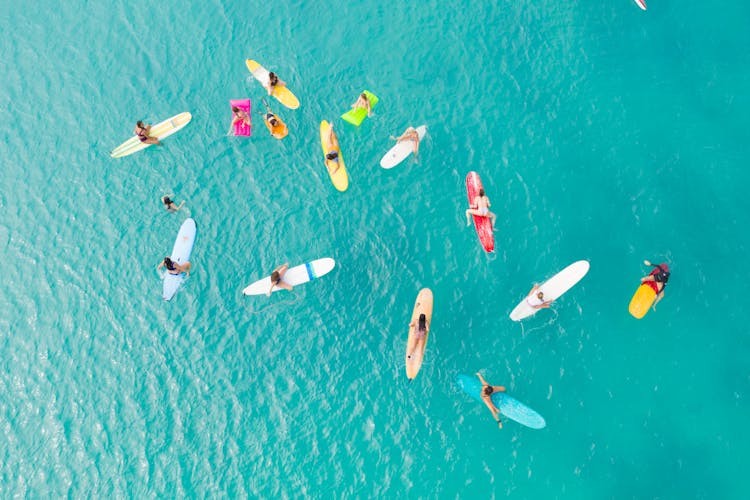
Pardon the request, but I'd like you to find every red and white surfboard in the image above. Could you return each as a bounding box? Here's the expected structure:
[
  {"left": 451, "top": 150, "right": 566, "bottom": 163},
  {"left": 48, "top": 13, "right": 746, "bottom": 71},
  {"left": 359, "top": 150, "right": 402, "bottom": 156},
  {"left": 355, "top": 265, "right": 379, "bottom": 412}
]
[
  {"left": 465, "top": 171, "right": 495, "bottom": 253},
  {"left": 634, "top": 0, "right": 647, "bottom": 10}
]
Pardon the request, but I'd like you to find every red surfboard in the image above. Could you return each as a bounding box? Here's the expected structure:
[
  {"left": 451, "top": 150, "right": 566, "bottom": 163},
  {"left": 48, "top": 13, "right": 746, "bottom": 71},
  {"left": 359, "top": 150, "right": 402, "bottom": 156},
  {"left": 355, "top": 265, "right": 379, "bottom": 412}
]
[
  {"left": 466, "top": 171, "right": 494, "bottom": 253},
  {"left": 634, "top": 0, "right": 647, "bottom": 10}
]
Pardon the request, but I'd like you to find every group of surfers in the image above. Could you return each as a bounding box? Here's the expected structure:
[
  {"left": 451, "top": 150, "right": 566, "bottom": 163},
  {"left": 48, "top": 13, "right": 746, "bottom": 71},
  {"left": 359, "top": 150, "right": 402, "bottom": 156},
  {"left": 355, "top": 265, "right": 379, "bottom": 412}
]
[
  {"left": 137, "top": 73, "right": 672, "bottom": 428},
  {"left": 403, "top": 259, "right": 670, "bottom": 428}
]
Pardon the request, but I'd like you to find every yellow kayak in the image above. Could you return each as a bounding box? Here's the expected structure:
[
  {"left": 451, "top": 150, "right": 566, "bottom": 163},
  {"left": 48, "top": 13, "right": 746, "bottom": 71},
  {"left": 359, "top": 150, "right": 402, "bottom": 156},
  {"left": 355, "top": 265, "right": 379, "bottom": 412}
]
[
  {"left": 319, "top": 120, "right": 348, "bottom": 192},
  {"left": 110, "top": 112, "right": 192, "bottom": 158},
  {"left": 245, "top": 59, "right": 300, "bottom": 110},
  {"left": 405, "top": 288, "right": 434, "bottom": 380},
  {"left": 628, "top": 284, "right": 657, "bottom": 319}
]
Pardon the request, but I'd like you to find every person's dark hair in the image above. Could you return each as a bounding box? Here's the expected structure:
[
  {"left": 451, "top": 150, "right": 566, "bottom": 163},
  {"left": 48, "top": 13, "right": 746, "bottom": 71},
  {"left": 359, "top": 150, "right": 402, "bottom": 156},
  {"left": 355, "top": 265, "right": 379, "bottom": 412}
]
[
  {"left": 360, "top": 92, "right": 367, "bottom": 99},
  {"left": 271, "top": 271, "right": 280, "bottom": 284},
  {"left": 164, "top": 257, "right": 175, "bottom": 270},
  {"left": 232, "top": 106, "right": 240, "bottom": 113},
  {"left": 269, "top": 72, "right": 278, "bottom": 85},
  {"left": 418, "top": 313, "right": 426, "bottom": 332},
  {"left": 537, "top": 291, "right": 544, "bottom": 300},
  {"left": 162, "top": 196, "right": 172, "bottom": 206},
  {"left": 483, "top": 386, "right": 494, "bottom": 396},
  {"left": 326, "top": 152, "right": 338, "bottom": 161},
  {"left": 478, "top": 188, "right": 485, "bottom": 197},
  {"left": 137, "top": 120, "right": 144, "bottom": 128},
  {"left": 269, "top": 117, "right": 278, "bottom": 126}
]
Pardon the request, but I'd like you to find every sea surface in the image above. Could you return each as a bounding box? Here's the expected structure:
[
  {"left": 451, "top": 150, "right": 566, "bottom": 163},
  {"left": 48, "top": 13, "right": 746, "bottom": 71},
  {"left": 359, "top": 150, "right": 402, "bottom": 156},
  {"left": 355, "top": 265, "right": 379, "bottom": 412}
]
[{"left": 2, "top": 0, "right": 749, "bottom": 497}]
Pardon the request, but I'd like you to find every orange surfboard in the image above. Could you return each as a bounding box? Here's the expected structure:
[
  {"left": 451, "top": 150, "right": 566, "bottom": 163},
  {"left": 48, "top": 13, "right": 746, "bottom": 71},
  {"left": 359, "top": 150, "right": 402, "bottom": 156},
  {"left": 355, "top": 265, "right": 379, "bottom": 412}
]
[{"left": 628, "top": 284, "right": 657, "bottom": 319}]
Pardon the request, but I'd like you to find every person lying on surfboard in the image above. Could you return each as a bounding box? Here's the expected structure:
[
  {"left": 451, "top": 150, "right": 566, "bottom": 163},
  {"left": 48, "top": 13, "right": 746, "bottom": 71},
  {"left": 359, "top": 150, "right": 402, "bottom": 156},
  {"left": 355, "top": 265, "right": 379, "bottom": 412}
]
[
  {"left": 465, "top": 188, "right": 497, "bottom": 229},
  {"left": 476, "top": 373, "right": 507, "bottom": 428},
  {"left": 525, "top": 284, "right": 552, "bottom": 310},
  {"left": 641, "top": 260, "right": 670, "bottom": 310},
  {"left": 264, "top": 72, "right": 286, "bottom": 95},
  {"left": 157, "top": 257, "right": 191, "bottom": 276},
  {"left": 406, "top": 313, "right": 430, "bottom": 359},
  {"left": 231, "top": 106, "right": 252, "bottom": 127},
  {"left": 161, "top": 195, "right": 184, "bottom": 212},
  {"left": 324, "top": 124, "right": 342, "bottom": 175},
  {"left": 390, "top": 127, "right": 421, "bottom": 155},
  {"left": 134, "top": 121, "right": 160, "bottom": 145},
  {"left": 267, "top": 263, "right": 293, "bottom": 296},
  {"left": 351, "top": 93, "right": 372, "bottom": 117}
]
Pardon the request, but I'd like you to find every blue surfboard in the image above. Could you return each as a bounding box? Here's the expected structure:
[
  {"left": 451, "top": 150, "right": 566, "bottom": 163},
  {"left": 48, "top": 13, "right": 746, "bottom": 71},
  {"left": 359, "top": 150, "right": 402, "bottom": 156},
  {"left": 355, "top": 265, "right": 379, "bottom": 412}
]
[{"left": 456, "top": 374, "right": 546, "bottom": 429}]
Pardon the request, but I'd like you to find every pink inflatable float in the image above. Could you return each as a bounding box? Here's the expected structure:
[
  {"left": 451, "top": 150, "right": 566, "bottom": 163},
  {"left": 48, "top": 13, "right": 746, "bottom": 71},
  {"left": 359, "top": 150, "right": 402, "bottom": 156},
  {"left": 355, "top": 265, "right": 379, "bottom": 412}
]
[{"left": 230, "top": 99, "right": 252, "bottom": 136}]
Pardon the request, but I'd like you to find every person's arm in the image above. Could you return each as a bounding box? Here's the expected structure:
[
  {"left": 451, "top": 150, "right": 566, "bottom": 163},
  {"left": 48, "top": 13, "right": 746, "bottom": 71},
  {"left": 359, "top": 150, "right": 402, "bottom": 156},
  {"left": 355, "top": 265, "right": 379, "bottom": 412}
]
[
  {"left": 366, "top": 99, "right": 372, "bottom": 116},
  {"left": 156, "top": 261, "right": 164, "bottom": 271},
  {"left": 266, "top": 282, "right": 275, "bottom": 297},
  {"left": 183, "top": 262, "right": 191, "bottom": 277},
  {"left": 527, "top": 284, "right": 539, "bottom": 296},
  {"left": 176, "top": 201, "right": 185, "bottom": 211},
  {"left": 272, "top": 263, "right": 290, "bottom": 275},
  {"left": 476, "top": 372, "right": 489, "bottom": 386},
  {"left": 652, "top": 290, "right": 665, "bottom": 308},
  {"left": 492, "top": 385, "right": 506, "bottom": 393}
]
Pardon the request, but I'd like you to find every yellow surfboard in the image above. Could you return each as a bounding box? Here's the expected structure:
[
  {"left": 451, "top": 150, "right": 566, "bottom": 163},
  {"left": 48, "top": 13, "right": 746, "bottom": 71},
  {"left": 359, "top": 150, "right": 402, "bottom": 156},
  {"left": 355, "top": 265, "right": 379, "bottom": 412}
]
[
  {"left": 405, "top": 288, "right": 434, "bottom": 380},
  {"left": 628, "top": 284, "right": 657, "bottom": 319},
  {"left": 245, "top": 59, "right": 300, "bottom": 110},
  {"left": 319, "top": 121, "right": 348, "bottom": 192}
]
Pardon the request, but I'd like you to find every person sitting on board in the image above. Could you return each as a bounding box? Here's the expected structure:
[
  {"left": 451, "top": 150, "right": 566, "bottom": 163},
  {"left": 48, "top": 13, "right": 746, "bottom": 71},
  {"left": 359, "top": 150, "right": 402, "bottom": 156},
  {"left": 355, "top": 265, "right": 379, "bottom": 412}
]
[
  {"left": 391, "top": 126, "right": 421, "bottom": 155},
  {"left": 324, "top": 124, "right": 341, "bottom": 175},
  {"left": 525, "top": 284, "right": 552, "bottom": 310},
  {"left": 351, "top": 93, "right": 372, "bottom": 117},
  {"left": 231, "top": 106, "right": 252, "bottom": 127},
  {"left": 157, "top": 256, "right": 191, "bottom": 276},
  {"left": 406, "top": 313, "right": 430, "bottom": 360},
  {"left": 134, "top": 121, "right": 160, "bottom": 145},
  {"left": 641, "top": 260, "right": 670, "bottom": 310},
  {"left": 476, "top": 372, "right": 507, "bottom": 429},
  {"left": 267, "top": 263, "right": 293, "bottom": 296},
  {"left": 464, "top": 188, "right": 497, "bottom": 229},
  {"left": 265, "top": 72, "right": 286, "bottom": 95}
]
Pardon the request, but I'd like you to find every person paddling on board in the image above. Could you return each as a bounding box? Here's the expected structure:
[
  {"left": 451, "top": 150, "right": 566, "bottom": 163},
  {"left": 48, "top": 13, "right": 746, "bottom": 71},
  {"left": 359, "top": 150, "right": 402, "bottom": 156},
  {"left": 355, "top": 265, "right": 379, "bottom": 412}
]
[
  {"left": 390, "top": 126, "right": 421, "bottom": 156},
  {"left": 351, "top": 92, "right": 372, "bottom": 117},
  {"left": 265, "top": 72, "right": 286, "bottom": 95},
  {"left": 324, "top": 124, "right": 342, "bottom": 175},
  {"left": 465, "top": 188, "right": 497, "bottom": 229},
  {"left": 476, "top": 372, "right": 507, "bottom": 428},
  {"left": 524, "top": 284, "right": 552, "bottom": 310},
  {"left": 641, "top": 260, "right": 670, "bottom": 310},
  {"left": 134, "top": 121, "right": 160, "bottom": 145},
  {"left": 157, "top": 257, "right": 191, "bottom": 276},
  {"left": 406, "top": 313, "right": 430, "bottom": 360},
  {"left": 262, "top": 99, "right": 287, "bottom": 138},
  {"left": 267, "top": 262, "right": 293, "bottom": 296},
  {"left": 161, "top": 195, "right": 184, "bottom": 212}
]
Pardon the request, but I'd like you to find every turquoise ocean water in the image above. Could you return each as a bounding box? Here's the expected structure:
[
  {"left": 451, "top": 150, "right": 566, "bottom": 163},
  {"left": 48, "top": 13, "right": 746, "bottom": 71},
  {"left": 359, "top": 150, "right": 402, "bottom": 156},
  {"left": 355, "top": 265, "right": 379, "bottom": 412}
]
[{"left": 2, "top": 0, "right": 749, "bottom": 497}]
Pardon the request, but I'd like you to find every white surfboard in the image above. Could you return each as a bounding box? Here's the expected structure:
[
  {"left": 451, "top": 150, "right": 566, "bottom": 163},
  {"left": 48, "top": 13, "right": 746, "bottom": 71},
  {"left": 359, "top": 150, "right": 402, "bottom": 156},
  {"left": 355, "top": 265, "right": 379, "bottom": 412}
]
[
  {"left": 242, "top": 258, "right": 336, "bottom": 296},
  {"left": 509, "top": 260, "right": 590, "bottom": 321},
  {"left": 379, "top": 125, "right": 427, "bottom": 169},
  {"left": 162, "top": 218, "right": 196, "bottom": 301}
]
